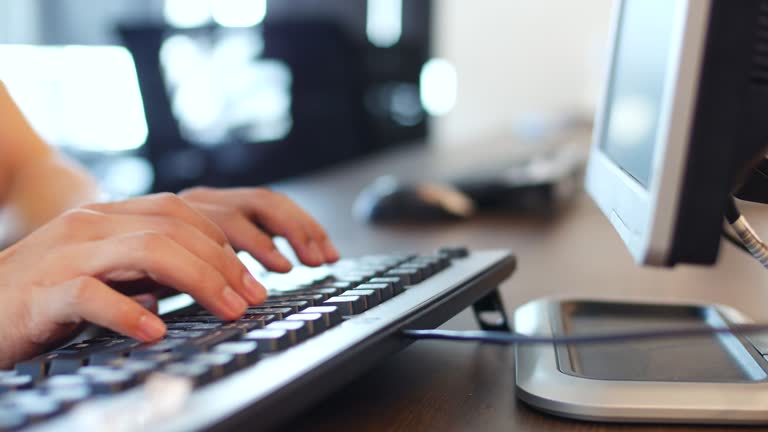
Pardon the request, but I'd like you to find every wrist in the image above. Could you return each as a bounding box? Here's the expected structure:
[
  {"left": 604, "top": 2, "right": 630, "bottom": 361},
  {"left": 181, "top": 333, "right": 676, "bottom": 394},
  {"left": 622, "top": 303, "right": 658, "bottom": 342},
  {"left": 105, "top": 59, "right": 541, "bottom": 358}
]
[{"left": 7, "top": 156, "right": 100, "bottom": 237}]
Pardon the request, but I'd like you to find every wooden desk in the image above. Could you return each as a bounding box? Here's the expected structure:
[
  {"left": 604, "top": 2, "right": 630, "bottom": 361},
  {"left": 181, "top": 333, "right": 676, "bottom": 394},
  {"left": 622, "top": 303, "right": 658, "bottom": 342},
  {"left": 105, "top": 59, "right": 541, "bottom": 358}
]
[{"left": 271, "top": 142, "right": 768, "bottom": 432}]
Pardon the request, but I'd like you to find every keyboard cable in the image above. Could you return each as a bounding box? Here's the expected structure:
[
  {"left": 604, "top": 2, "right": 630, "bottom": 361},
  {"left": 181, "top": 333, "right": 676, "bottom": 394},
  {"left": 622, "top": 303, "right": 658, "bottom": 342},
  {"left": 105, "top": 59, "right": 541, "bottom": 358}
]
[
  {"left": 405, "top": 195, "right": 768, "bottom": 346},
  {"left": 402, "top": 323, "right": 768, "bottom": 346}
]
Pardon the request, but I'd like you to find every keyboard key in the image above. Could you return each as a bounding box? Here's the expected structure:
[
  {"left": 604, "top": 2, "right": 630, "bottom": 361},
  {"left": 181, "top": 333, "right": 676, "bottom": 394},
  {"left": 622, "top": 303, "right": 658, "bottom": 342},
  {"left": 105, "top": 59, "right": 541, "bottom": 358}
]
[
  {"left": 368, "top": 277, "right": 405, "bottom": 295},
  {"left": 384, "top": 268, "right": 422, "bottom": 286},
  {"left": 190, "top": 353, "right": 237, "bottom": 378},
  {"left": 165, "top": 322, "right": 222, "bottom": 331},
  {"left": 163, "top": 363, "right": 213, "bottom": 387},
  {"left": 405, "top": 261, "right": 438, "bottom": 277},
  {"left": 126, "top": 352, "right": 183, "bottom": 365},
  {"left": 237, "top": 314, "right": 278, "bottom": 325},
  {"left": 213, "top": 342, "right": 260, "bottom": 367},
  {"left": 260, "top": 300, "right": 310, "bottom": 313},
  {"left": 285, "top": 313, "right": 327, "bottom": 335},
  {"left": 0, "top": 407, "right": 27, "bottom": 431},
  {"left": 304, "top": 288, "right": 341, "bottom": 300},
  {"left": 352, "top": 283, "right": 393, "bottom": 301},
  {"left": 242, "top": 329, "right": 292, "bottom": 353},
  {"left": 395, "top": 264, "right": 428, "bottom": 280},
  {"left": 15, "top": 355, "right": 56, "bottom": 381},
  {"left": 130, "top": 339, "right": 187, "bottom": 358},
  {"left": 266, "top": 294, "right": 324, "bottom": 306},
  {"left": 75, "top": 366, "right": 117, "bottom": 378},
  {"left": 164, "top": 315, "right": 223, "bottom": 324},
  {"left": 41, "top": 375, "right": 92, "bottom": 407},
  {"left": 2, "top": 391, "right": 62, "bottom": 422},
  {"left": 420, "top": 255, "right": 451, "bottom": 270},
  {"left": 43, "top": 384, "right": 91, "bottom": 407},
  {"left": 438, "top": 246, "right": 468, "bottom": 258},
  {"left": 341, "top": 289, "right": 380, "bottom": 309},
  {"left": 47, "top": 358, "right": 87, "bottom": 376},
  {"left": 107, "top": 359, "right": 159, "bottom": 381},
  {"left": 332, "top": 276, "right": 366, "bottom": 285},
  {"left": 299, "top": 306, "right": 343, "bottom": 328},
  {"left": 0, "top": 375, "right": 33, "bottom": 393},
  {"left": 88, "top": 370, "right": 138, "bottom": 394},
  {"left": 221, "top": 320, "right": 268, "bottom": 334},
  {"left": 246, "top": 307, "right": 293, "bottom": 320},
  {"left": 324, "top": 296, "right": 366, "bottom": 315},
  {"left": 266, "top": 321, "right": 310, "bottom": 344},
  {"left": 60, "top": 338, "right": 142, "bottom": 370},
  {"left": 15, "top": 336, "right": 141, "bottom": 378},
  {"left": 165, "top": 330, "right": 207, "bottom": 339},
  {"left": 42, "top": 374, "right": 89, "bottom": 389},
  {"left": 173, "top": 329, "right": 242, "bottom": 355}
]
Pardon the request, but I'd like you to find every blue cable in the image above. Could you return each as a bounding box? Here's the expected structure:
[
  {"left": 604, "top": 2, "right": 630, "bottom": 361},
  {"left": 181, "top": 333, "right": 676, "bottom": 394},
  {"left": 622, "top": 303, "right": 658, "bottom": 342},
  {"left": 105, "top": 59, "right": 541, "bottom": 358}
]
[{"left": 402, "top": 324, "right": 768, "bottom": 345}]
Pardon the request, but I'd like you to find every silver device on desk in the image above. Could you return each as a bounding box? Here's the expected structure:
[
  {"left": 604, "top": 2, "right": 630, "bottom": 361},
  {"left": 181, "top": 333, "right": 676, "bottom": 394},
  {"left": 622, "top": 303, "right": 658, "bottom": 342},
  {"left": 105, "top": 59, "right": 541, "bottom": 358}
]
[{"left": 516, "top": 0, "right": 768, "bottom": 424}]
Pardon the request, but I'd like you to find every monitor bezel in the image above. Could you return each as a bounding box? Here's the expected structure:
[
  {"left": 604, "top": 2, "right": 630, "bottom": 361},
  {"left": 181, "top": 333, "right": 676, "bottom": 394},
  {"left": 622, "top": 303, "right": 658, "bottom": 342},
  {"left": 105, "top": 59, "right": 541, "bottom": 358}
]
[{"left": 585, "top": 0, "right": 712, "bottom": 265}]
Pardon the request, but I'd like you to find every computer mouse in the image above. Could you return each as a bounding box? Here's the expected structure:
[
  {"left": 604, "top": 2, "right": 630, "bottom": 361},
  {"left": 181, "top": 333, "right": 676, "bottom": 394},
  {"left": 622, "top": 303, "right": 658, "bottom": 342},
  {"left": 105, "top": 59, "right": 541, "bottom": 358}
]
[{"left": 354, "top": 176, "right": 475, "bottom": 223}]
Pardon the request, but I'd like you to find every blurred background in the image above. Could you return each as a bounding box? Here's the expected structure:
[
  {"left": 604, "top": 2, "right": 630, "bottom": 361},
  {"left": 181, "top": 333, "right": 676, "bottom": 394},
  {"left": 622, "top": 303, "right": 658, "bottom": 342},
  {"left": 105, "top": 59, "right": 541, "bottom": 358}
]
[{"left": 0, "top": 0, "right": 612, "bottom": 198}]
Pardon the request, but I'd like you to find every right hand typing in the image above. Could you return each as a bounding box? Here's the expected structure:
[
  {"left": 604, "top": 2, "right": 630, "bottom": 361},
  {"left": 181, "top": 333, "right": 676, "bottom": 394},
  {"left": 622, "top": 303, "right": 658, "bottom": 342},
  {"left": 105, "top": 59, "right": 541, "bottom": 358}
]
[{"left": 0, "top": 193, "right": 266, "bottom": 368}]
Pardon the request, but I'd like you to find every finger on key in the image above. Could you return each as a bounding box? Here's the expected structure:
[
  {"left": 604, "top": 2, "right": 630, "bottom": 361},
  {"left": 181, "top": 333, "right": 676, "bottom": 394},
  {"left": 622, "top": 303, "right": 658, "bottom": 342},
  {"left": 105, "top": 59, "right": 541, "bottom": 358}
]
[
  {"left": 190, "top": 202, "right": 293, "bottom": 274},
  {"left": 42, "top": 276, "right": 167, "bottom": 342},
  {"left": 76, "top": 232, "right": 247, "bottom": 320},
  {"left": 101, "top": 214, "right": 265, "bottom": 305}
]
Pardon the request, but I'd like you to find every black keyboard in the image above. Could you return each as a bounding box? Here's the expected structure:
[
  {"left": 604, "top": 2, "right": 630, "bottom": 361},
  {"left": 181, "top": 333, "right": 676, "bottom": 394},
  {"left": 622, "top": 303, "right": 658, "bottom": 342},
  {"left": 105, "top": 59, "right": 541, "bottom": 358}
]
[{"left": 3, "top": 248, "right": 515, "bottom": 431}]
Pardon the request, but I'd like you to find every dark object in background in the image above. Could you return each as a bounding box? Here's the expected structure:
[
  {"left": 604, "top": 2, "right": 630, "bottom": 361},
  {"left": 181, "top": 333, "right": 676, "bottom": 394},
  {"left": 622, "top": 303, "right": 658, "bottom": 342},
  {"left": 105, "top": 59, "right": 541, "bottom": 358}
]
[
  {"left": 119, "top": 1, "right": 432, "bottom": 193},
  {"left": 355, "top": 146, "right": 585, "bottom": 224},
  {"left": 354, "top": 176, "right": 476, "bottom": 223}
]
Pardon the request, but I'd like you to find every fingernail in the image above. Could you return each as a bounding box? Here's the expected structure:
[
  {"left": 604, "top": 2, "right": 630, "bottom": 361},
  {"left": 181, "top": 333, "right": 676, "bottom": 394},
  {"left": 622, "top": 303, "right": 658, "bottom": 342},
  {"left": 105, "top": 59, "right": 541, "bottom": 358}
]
[
  {"left": 134, "top": 294, "right": 158, "bottom": 312},
  {"left": 242, "top": 273, "right": 267, "bottom": 303},
  {"left": 322, "top": 242, "right": 340, "bottom": 262},
  {"left": 308, "top": 242, "right": 324, "bottom": 265},
  {"left": 221, "top": 286, "right": 247, "bottom": 315},
  {"left": 138, "top": 314, "right": 166, "bottom": 341}
]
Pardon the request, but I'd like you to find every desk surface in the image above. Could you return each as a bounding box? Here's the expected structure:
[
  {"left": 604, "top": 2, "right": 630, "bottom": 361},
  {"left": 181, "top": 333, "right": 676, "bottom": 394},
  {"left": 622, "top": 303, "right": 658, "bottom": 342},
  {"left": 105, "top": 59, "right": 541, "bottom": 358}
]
[{"left": 270, "top": 141, "right": 768, "bottom": 432}]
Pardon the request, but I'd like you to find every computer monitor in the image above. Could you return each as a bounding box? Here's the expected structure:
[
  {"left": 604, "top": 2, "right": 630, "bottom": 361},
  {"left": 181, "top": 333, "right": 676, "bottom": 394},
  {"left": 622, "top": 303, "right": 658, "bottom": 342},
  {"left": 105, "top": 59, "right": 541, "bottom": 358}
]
[
  {"left": 517, "top": 3, "right": 768, "bottom": 422},
  {"left": 585, "top": 0, "right": 768, "bottom": 266}
]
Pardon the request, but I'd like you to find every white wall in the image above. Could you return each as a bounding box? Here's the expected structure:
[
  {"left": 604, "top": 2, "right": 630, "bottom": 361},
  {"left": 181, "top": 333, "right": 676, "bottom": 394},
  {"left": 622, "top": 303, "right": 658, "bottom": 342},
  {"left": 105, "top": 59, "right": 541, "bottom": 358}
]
[{"left": 431, "top": 0, "right": 614, "bottom": 145}]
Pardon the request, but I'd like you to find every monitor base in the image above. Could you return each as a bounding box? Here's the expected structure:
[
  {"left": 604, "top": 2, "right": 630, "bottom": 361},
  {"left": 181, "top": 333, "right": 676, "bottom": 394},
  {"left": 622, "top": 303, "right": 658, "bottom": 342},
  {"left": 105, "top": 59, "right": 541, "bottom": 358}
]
[{"left": 514, "top": 298, "right": 768, "bottom": 424}]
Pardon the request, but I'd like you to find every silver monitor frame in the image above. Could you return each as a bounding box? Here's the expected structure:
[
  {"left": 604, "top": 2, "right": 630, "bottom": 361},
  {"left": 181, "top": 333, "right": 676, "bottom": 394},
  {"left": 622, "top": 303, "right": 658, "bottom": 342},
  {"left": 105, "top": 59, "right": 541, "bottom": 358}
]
[{"left": 585, "top": 0, "right": 712, "bottom": 266}]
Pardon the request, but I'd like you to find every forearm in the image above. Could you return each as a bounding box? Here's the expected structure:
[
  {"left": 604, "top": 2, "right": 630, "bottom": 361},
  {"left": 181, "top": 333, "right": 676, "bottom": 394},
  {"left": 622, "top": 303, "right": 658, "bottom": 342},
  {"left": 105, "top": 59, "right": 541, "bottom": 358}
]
[
  {"left": 0, "top": 81, "right": 100, "bottom": 244},
  {"left": 0, "top": 155, "right": 100, "bottom": 244}
]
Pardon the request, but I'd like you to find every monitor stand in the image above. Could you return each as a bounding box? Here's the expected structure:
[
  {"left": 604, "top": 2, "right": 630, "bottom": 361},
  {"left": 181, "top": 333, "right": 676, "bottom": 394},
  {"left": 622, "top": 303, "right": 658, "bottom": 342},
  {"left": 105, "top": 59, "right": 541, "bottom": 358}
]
[{"left": 513, "top": 298, "right": 768, "bottom": 424}]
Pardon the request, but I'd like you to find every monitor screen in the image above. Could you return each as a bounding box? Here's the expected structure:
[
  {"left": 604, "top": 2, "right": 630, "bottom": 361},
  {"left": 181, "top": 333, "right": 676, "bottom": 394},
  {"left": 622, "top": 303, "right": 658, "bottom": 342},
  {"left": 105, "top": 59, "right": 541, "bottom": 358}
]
[
  {"left": 585, "top": 0, "right": 716, "bottom": 265},
  {"left": 600, "top": 0, "right": 679, "bottom": 188}
]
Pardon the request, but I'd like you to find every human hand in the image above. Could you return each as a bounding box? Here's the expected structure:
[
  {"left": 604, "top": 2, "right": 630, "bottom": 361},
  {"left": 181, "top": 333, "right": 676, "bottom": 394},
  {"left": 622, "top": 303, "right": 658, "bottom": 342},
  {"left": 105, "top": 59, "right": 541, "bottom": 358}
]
[
  {"left": 179, "top": 187, "right": 340, "bottom": 273},
  {"left": 0, "top": 193, "right": 266, "bottom": 367}
]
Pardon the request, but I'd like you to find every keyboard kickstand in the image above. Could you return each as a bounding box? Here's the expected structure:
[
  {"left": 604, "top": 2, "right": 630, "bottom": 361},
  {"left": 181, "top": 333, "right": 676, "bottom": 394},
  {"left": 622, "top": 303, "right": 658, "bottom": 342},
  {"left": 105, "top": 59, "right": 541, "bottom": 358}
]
[{"left": 472, "top": 288, "right": 511, "bottom": 332}]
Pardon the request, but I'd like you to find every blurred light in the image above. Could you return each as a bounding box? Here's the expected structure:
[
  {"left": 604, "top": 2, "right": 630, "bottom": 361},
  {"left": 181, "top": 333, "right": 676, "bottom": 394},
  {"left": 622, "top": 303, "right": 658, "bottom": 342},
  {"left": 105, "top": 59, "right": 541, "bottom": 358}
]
[
  {"left": 0, "top": 45, "right": 148, "bottom": 152},
  {"left": 173, "top": 72, "right": 227, "bottom": 144},
  {"left": 606, "top": 95, "right": 655, "bottom": 149},
  {"left": 160, "top": 32, "right": 292, "bottom": 146},
  {"left": 212, "top": 0, "right": 267, "bottom": 28},
  {"left": 159, "top": 35, "right": 206, "bottom": 88},
  {"left": 93, "top": 156, "right": 154, "bottom": 198},
  {"left": 211, "top": 31, "right": 263, "bottom": 71},
  {"left": 390, "top": 83, "right": 423, "bottom": 126},
  {"left": 164, "top": 0, "right": 211, "bottom": 28},
  {"left": 366, "top": 0, "right": 402, "bottom": 48},
  {"left": 420, "top": 58, "right": 457, "bottom": 116}
]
